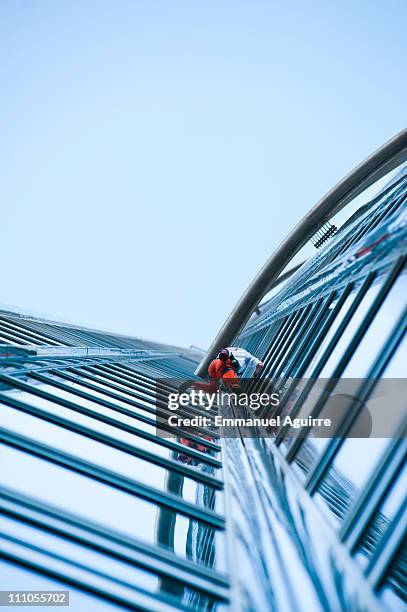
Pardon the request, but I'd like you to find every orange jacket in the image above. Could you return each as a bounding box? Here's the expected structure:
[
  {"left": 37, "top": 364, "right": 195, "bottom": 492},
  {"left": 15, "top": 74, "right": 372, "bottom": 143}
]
[
  {"left": 192, "top": 358, "right": 240, "bottom": 393},
  {"left": 209, "top": 358, "right": 240, "bottom": 389}
]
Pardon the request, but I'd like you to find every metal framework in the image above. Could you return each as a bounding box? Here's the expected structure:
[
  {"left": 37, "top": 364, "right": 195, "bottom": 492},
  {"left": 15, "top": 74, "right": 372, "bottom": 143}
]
[
  {"left": 196, "top": 128, "right": 407, "bottom": 376},
  {"left": 1, "top": 133, "right": 406, "bottom": 611},
  {"left": 223, "top": 160, "right": 407, "bottom": 610},
  {"left": 0, "top": 319, "right": 229, "bottom": 611}
]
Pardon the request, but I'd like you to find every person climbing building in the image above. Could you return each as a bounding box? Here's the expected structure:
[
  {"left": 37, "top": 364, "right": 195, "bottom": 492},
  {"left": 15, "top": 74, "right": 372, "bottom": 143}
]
[
  {"left": 178, "top": 347, "right": 264, "bottom": 395},
  {"left": 217, "top": 347, "right": 264, "bottom": 379}
]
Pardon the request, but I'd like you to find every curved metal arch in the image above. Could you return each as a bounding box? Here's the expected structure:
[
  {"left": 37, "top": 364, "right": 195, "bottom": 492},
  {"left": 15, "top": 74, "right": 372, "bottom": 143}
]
[{"left": 195, "top": 128, "right": 407, "bottom": 377}]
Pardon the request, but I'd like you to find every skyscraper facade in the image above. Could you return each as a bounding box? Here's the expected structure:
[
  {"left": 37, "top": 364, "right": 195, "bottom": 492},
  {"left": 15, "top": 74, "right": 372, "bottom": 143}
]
[{"left": 0, "top": 131, "right": 406, "bottom": 611}]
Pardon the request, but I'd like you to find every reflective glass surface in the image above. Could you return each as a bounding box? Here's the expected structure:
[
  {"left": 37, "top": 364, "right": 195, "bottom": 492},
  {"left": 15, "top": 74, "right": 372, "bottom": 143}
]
[
  {"left": 340, "top": 271, "right": 407, "bottom": 377},
  {"left": 0, "top": 388, "right": 220, "bottom": 471},
  {"left": 380, "top": 540, "right": 407, "bottom": 610},
  {"left": 301, "top": 290, "right": 359, "bottom": 378},
  {"left": 0, "top": 444, "right": 226, "bottom": 571},
  {"left": 0, "top": 514, "right": 220, "bottom": 609},
  {"left": 318, "top": 279, "right": 383, "bottom": 378},
  {"left": 0, "top": 401, "right": 223, "bottom": 512},
  {"left": 313, "top": 336, "right": 407, "bottom": 525}
]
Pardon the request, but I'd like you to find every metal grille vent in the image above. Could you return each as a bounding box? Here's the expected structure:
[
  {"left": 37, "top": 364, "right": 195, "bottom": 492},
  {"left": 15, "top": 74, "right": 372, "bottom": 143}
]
[{"left": 311, "top": 221, "right": 338, "bottom": 249}]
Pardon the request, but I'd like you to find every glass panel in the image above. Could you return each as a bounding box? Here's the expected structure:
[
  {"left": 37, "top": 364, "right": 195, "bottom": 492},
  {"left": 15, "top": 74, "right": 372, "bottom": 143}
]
[
  {"left": 0, "top": 444, "right": 226, "bottom": 571},
  {"left": 57, "top": 373, "right": 216, "bottom": 432},
  {"left": 319, "top": 279, "right": 383, "bottom": 377},
  {"left": 0, "top": 514, "right": 157, "bottom": 590},
  {"left": 0, "top": 336, "right": 20, "bottom": 345},
  {"left": 314, "top": 437, "right": 389, "bottom": 526},
  {"left": 67, "top": 373, "right": 158, "bottom": 410},
  {"left": 1, "top": 388, "right": 219, "bottom": 470},
  {"left": 341, "top": 270, "right": 407, "bottom": 377},
  {"left": 279, "top": 291, "right": 359, "bottom": 457},
  {"left": 269, "top": 311, "right": 306, "bottom": 375},
  {"left": 287, "top": 299, "right": 333, "bottom": 378},
  {"left": 291, "top": 277, "right": 387, "bottom": 478},
  {"left": 313, "top": 337, "right": 407, "bottom": 525},
  {"left": 274, "top": 308, "right": 313, "bottom": 375},
  {"left": 262, "top": 314, "right": 297, "bottom": 374},
  {"left": 0, "top": 403, "right": 223, "bottom": 512}
]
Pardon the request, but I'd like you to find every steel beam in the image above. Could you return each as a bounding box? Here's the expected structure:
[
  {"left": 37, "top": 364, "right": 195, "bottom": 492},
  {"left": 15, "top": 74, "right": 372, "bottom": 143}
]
[{"left": 196, "top": 129, "right": 407, "bottom": 376}]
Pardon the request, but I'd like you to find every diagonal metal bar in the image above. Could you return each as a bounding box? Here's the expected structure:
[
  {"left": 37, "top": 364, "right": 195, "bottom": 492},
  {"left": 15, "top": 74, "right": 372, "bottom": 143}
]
[
  {"left": 0, "top": 428, "right": 225, "bottom": 527},
  {"left": 34, "top": 369, "right": 220, "bottom": 451},
  {"left": 0, "top": 391, "right": 223, "bottom": 489},
  {"left": 0, "top": 533, "right": 191, "bottom": 612},
  {"left": 0, "top": 373, "right": 221, "bottom": 469}
]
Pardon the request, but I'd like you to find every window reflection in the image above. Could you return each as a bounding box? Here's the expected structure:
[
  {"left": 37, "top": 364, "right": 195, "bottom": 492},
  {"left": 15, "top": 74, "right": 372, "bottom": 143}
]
[{"left": 176, "top": 437, "right": 216, "bottom": 467}]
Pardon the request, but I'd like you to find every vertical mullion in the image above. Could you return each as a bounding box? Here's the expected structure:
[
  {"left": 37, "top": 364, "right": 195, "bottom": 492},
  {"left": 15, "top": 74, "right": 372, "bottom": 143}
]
[{"left": 264, "top": 311, "right": 303, "bottom": 377}]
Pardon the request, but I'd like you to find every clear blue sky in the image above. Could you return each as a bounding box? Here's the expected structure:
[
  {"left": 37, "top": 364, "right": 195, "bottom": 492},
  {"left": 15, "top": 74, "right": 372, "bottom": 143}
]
[{"left": 1, "top": 0, "right": 406, "bottom": 349}]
